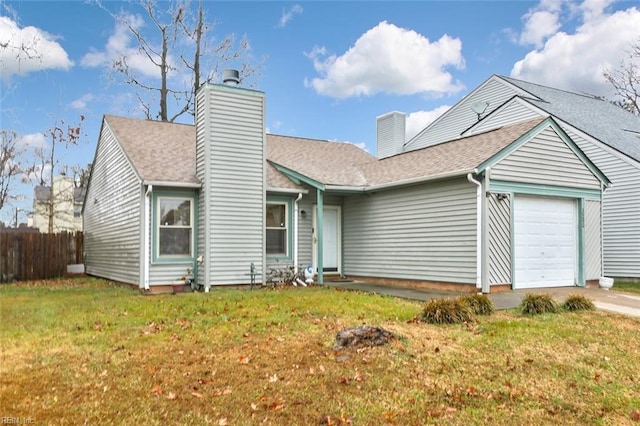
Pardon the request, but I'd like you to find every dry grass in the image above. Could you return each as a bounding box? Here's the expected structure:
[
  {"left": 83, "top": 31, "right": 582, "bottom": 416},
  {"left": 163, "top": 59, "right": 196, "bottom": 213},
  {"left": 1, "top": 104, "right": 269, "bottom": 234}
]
[{"left": 1, "top": 278, "right": 640, "bottom": 425}]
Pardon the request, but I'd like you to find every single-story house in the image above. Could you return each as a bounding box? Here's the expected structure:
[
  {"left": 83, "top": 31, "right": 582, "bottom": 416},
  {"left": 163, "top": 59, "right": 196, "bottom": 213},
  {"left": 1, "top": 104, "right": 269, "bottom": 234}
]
[
  {"left": 406, "top": 75, "right": 640, "bottom": 280},
  {"left": 83, "top": 77, "right": 609, "bottom": 293}
]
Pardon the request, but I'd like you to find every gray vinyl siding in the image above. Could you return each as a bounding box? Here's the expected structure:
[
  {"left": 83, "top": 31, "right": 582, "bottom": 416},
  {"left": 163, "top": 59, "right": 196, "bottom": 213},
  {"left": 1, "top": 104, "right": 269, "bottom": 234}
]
[
  {"left": 196, "top": 84, "right": 265, "bottom": 285},
  {"left": 491, "top": 127, "right": 601, "bottom": 190},
  {"left": 149, "top": 264, "right": 192, "bottom": 284},
  {"left": 468, "top": 99, "right": 540, "bottom": 135},
  {"left": 195, "top": 89, "right": 207, "bottom": 289},
  {"left": 297, "top": 198, "right": 314, "bottom": 269},
  {"left": 568, "top": 128, "right": 640, "bottom": 278},
  {"left": 377, "top": 112, "right": 406, "bottom": 159},
  {"left": 84, "top": 123, "right": 142, "bottom": 285},
  {"left": 343, "top": 178, "right": 477, "bottom": 284},
  {"left": 488, "top": 193, "right": 511, "bottom": 285},
  {"left": 407, "top": 78, "right": 518, "bottom": 151},
  {"left": 584, "top": 200, "right": 602, "bottom": 280}
]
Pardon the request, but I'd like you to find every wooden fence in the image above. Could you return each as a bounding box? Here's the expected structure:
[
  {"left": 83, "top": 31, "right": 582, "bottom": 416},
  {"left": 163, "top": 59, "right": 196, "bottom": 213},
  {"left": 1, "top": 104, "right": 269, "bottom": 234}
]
[{"left": 0, "top": 231, "right": 83, "bottom": 283}]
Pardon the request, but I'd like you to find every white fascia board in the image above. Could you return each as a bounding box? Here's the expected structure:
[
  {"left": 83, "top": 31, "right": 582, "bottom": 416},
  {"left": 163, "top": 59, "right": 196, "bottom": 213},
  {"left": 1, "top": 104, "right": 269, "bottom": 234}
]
[
  {"left": 143, "top": 180, "right": 202, "bottom": 188},
  {"left": 267, "top": 187, "right": 309, "bottom": 195}
]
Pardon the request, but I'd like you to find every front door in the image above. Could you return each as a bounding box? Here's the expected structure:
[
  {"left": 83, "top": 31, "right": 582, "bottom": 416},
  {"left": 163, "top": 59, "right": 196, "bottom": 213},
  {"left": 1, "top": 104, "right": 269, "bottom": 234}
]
[{"left": 312, "top": 206, "right": 341, "bottom": 274}]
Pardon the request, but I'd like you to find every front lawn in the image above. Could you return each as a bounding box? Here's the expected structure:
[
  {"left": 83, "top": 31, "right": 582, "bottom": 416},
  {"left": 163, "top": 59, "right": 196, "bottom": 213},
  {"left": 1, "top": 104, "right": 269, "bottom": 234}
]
[{"left": 1, "top": 278, "right": 639, "bottom": 425}]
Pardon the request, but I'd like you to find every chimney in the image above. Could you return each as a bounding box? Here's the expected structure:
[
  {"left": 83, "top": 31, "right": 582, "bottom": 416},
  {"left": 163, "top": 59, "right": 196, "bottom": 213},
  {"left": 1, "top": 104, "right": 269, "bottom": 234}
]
[
  {"left": 222, "top": 68, "right": 240, "bottom": 86},
  {"left": 195, "top": 71, "right": 266, "bottom": 289},
  {"left": 376, "top": 111, "right": 406, "bottom": 159}
]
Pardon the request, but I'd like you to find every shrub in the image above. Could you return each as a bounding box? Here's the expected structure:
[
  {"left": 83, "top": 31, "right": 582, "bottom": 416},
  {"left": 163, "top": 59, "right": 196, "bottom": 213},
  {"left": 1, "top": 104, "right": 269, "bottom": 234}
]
[
  {"left": 562, "top": 294, "right": 595, "bottom": 312},
  {"left": 519, "top": 293, "right": 559, "bottom": 315},
  {"left": 421, "top": 298, "right": 474, "bottom": 324},
  {"left": 459, "top": 294, "right": 495, "bottom": 315}
]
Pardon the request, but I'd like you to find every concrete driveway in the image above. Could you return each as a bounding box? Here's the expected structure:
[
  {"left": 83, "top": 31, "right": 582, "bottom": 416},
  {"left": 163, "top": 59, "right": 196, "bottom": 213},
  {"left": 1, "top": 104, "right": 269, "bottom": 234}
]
[{"left": 324, "top": 281, "right": 640, "bottom": 318}]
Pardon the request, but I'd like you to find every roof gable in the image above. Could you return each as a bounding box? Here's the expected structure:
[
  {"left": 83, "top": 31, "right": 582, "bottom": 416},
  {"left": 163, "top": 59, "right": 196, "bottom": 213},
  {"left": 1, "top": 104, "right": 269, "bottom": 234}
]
[
  {"left": 498, "top": 76, "right": 640, "bottom": 163},
  {"left": 479, "top": 118, "right": 609, "bottom": 188}
]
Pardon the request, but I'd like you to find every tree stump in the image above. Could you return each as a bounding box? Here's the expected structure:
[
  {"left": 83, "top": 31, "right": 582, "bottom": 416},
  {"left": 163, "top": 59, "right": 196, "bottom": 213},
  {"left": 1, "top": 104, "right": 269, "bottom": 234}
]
[{"left": 335, "top": 326, "right": 395, "bottom": 348}]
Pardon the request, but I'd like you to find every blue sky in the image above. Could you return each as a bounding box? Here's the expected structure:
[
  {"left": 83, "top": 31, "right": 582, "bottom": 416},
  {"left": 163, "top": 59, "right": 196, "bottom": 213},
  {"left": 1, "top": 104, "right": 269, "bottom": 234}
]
[{"left": 1, "top": 0, "right": 639, "bottom": 225}]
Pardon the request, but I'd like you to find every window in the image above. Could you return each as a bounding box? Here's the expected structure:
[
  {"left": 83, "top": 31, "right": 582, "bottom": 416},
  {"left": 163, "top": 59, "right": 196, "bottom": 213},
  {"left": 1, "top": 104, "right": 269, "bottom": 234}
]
[
  {"left": 158, "top": 197, "right": 193, "bottom": 257},
  {"left": 266, "top": 202, "right": 288, "bottom": 257}
]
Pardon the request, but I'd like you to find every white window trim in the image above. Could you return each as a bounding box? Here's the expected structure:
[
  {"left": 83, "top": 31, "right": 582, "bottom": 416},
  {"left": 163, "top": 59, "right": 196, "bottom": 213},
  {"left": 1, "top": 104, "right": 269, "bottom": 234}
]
[
  {"left": 156, "top": 196, "right": 194, "bottom": 260},
  {"left": 266, "top": 201, "right": 289, "bottom": 258}
]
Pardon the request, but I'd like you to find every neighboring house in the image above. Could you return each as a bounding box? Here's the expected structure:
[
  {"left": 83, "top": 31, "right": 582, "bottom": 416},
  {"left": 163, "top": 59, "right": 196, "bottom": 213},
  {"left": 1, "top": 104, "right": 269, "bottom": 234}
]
[
  {"left": 32, "top": 175, "right": 85, "bottom": 233},
  {"left": 83, "top": 77, "right": 609, "bottom": 293},
  {"left": 406, "top": 75, "right": 640, "bottom": 280}
]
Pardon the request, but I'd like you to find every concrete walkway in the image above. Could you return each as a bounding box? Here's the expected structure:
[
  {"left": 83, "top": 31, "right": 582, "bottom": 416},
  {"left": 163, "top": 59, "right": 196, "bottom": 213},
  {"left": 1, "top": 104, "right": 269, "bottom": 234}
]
[{"left": 324, "top": 281, "right": 640, "bottom": 318}]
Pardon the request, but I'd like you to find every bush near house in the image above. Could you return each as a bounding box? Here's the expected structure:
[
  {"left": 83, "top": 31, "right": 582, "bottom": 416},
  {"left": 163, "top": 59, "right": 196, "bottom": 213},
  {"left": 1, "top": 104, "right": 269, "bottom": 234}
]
[
  {"left": 420, "top": 298, "right": 475, "bottom": 324},
  {"left": 562, "top": 294, "right": 596, "bottom": 312},
  {"left": 459, "top": 294, "right": 495, "bottom": 315},
  {"left": 1, "top": 278, "right": 639, "bottom": 425},
  {"left": 519, "top": 293, "right": 560, "bottom": 315}
]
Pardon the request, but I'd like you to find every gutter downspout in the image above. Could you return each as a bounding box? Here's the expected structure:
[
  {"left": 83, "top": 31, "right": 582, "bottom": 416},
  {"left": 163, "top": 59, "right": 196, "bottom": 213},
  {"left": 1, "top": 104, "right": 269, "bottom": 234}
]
[
  {"left": 143, "top": 184, "right": 153, "bottom": 290},
  {"left": 600, "top": 182, "right": 605, "bottom": 279},
  {"left": 467, "top": 173, "right": 482, "bottom": 291},
  {"left": 481, "top": 168, "right": 491, "bottom": 294},
  {"left": 293, "top": 193, "right": 302, "bottom": 274}
]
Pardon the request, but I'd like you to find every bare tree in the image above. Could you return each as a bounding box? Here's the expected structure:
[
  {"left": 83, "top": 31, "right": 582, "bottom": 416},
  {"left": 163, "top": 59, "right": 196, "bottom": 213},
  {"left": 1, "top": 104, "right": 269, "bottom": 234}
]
[
  {"left": 23, "top": 116, "right": 85, "bottom": 233},
  {"left": 0, "top": 130, "right": 22, "bottom": 212},
  {"left": 97, "top": 0, "right": 263, "bottom": 122},
  {"left": 603, "top": 38, "right": 640, "bottom": 115},
  {"left": 72, "top": 163, "right": 92, "bottom": 188}
]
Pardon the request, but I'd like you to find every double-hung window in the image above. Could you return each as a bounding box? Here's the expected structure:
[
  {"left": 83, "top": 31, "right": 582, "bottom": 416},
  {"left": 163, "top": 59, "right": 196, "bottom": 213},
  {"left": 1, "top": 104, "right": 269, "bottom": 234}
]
[
  {"left": 266, "top": 202, "right": 288, "bottom": 257},
  {"left": 158, "top": 197, "right": 193, "bottom": 258}
]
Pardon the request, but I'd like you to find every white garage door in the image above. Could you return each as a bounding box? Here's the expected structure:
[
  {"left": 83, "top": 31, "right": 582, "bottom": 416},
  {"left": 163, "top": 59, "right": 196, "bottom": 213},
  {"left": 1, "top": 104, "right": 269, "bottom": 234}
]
[{"left": 514, "top": 196, "right": 576, "bottom": 289}]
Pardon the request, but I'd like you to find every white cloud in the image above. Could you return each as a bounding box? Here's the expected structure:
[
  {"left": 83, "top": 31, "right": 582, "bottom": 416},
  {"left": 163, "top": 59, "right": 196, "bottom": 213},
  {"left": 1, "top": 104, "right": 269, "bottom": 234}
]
[
  {"left": 305, "top": 21, "right": 465, "bottom": 99},
  {"left": 579, "top": 0, "right": 615, "bottom": 22},
  {"left": 519, "top": 10, "right": 561, "bottom": 48},
  {"left": 18, "top": 132, "right": 47, "bottom": 150},
  {"left": 405, "top": 106, "right": 451, "bottom": 141},
  {"left": 0, "top": 16, "right": 73, "bottom": 82},
  {"left": 70, "top": 93, "right": 94, "bottom": 110},
  {"left": 278, "top": 4, "right": 303, "bottom": 28},
  {"left": 511, "top": 3, "right": 640, "bottom": 96},
  {"left": 80, "top": 13, "right": 165, "bottom": 78}
]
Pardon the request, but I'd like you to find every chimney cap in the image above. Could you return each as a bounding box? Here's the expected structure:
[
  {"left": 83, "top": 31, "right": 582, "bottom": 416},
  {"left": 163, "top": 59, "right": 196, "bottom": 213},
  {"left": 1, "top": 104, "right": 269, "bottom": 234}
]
[{"left": 222, "top": 69, "right": 240, "bottom": 86}]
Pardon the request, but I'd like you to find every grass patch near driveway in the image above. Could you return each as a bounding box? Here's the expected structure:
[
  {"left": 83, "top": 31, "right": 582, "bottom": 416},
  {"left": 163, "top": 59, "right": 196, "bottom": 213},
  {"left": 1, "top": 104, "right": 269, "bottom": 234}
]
[
  {"left": 1, "top": 278, "right": 639, "bottom": 425},
  {"left": 613, "top": 281, "right": 640, "bottom": 295}
]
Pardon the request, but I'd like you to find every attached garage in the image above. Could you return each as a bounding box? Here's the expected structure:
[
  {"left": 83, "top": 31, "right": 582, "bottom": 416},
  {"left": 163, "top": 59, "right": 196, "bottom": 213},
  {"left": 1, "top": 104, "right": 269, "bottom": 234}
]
[{"left": 513, "top": 196, "right": 577, "bottom": 289}]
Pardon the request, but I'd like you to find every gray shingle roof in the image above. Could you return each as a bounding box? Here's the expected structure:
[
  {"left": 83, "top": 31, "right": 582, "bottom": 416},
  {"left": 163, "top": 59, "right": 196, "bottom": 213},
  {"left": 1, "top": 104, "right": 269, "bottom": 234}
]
[
  {"left": 266, "top": 134, "right": 374, "bottom": 186},
  {"left": 105, "top": 115, "right": 199, "bottom": 184},
  {"left": 359, "top": 117, "right": 545, "bottom": 186},
  {"left": 500, "top": 76, "right": 640, "bottom": 163},
  {"left": 102, "top": 114, "right": 548, "bottom": 191}
]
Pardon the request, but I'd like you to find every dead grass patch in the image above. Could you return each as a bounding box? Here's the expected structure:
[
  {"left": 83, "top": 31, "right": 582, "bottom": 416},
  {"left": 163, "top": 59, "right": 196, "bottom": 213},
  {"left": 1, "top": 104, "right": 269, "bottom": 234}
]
[{"left": 1, "top": 278, "right": 639, "bottom": 425}]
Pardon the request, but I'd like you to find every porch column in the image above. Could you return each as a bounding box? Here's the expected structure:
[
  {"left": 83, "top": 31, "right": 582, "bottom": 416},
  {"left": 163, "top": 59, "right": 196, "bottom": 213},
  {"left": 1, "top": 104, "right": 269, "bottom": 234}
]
[
  {"left": 577, "top": 198, "right": 586, "bottom": 287},
  {"left": 316, "top": 188, "right": 324, "bottom": 284}
]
